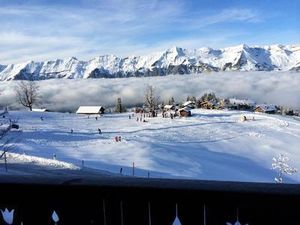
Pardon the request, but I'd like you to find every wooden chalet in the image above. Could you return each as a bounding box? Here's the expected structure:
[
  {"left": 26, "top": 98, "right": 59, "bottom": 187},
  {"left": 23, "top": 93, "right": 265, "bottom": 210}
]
[
  {"left": 255, "top": 104, "right": 277, "bottom": 114},
  {"left": 177, "top": 107, "right": 191, "bottom": 117},
  {"left": 199, "top": 100, "right": 216, "bottom": 109},
  {"left": 227, "top": 98, "right": 256, "bottom": 110}
]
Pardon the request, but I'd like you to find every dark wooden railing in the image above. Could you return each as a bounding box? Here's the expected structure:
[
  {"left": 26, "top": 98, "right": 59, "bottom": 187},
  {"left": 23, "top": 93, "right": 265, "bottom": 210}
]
[{"left": 0, "top": 176, "right": 300, "bottom": 225}]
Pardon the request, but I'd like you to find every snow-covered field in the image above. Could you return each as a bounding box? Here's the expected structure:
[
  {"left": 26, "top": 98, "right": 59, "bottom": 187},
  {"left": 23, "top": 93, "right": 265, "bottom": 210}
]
[{"left": 1, "top": 109, "right": 300, "bottom": 183}]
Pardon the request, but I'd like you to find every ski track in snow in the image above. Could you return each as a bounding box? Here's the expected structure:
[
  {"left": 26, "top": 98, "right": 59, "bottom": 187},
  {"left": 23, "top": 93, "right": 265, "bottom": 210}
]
[{"left": 1, "top": 109, "right": 300, "bottom": 183}]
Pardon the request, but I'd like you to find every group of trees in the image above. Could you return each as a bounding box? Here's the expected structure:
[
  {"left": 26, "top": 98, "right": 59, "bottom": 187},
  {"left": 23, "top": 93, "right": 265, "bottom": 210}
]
[{"left": 140, "top": 85, "right": 222, "bottom": 116}]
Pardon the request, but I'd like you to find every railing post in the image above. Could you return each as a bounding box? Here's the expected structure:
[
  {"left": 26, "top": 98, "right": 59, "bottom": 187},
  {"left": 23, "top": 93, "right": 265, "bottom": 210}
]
[
  {"left": 102, "top": 199, "right": 107, "bottom": 225},
  {"left": 148, "top": 202, "right": 151, "bottom": 225},
  {"left": 120, "top": 201, "right": 124, "bottom": 225}
]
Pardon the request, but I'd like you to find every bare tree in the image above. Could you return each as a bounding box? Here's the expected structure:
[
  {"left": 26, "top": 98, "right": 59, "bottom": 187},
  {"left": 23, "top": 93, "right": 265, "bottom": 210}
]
[
  {"left": 15, "top": 77, "right": 39, "bottom": 111},
  {"left": 144, "top": 85, "right": 159, "bottom": 117},
  {"left": 0, "top": 120, "right": 13, "bottom": 172}
]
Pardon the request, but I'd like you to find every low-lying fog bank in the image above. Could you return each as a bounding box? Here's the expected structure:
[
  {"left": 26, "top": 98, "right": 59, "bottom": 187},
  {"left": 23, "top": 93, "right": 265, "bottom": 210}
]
[{"left": 0, "top": 72, "right": 299, "bottom": 112}]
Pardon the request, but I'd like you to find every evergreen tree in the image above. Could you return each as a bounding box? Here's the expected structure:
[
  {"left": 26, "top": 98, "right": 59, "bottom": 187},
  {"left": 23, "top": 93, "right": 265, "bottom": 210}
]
[
  {"left": 200, "top": 92, "right": 218, "bottom": 102},
  {"left": 168, "top": 97, "right": 175, "bottom": 105},
  {"left": 191, "top": 96, "right": 197, "bottom": 102},
  {"left": 115, "top": 97, "right": 123, "bottom": 113},
  {"left": 160, "top": 101, "right": 165, "bottom": 110}
]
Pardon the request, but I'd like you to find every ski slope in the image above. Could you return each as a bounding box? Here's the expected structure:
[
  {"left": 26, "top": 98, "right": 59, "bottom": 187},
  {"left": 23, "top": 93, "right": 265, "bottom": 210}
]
[{"left": 1, "top": 109, "right": 300, "bottom": 183}]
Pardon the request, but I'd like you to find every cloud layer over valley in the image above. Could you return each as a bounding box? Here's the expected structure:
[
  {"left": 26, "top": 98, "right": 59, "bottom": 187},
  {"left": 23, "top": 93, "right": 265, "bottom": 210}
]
[{"left": 0, "top": 72, "right": 299, "bottom": 112}]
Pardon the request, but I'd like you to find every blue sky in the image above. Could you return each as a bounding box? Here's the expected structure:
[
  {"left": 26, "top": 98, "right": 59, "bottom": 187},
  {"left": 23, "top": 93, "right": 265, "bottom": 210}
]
[{"left": 0, "top": 0, "right": 299, "bottom": 64}]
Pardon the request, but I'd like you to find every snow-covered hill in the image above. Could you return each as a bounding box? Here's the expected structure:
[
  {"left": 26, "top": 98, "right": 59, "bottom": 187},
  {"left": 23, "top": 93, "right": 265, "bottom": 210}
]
[
  {"left": 1, "top": 110, "right": 300, "bottom": 183},
  {"left": 1, "top": 44, "right": 299, "bottom": 81}
]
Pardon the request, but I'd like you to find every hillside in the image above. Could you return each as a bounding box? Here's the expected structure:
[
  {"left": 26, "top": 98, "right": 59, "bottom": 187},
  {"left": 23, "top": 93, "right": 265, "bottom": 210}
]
[
  {"left": 0, "top": 44, "right": 299, "bottom": 81},
  {"left": 1, "top": 109, "right": 299, "bottom": 183}
]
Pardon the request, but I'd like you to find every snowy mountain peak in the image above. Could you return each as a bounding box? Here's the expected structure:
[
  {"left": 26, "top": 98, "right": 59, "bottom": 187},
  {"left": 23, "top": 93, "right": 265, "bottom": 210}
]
[
  {"left": 68, "top": 56, "right": 79, "bottom": 61},
  {"left": 0, "top": 44, "right": 299, "bottom": 81},
  {"left": 167, "top": 46, "right": 185, "bottom": 55}
]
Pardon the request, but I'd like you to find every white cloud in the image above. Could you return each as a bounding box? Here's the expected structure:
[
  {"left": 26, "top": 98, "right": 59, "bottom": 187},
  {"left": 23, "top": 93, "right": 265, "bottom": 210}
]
[
  {"left": 0, "top": 1, "right": 266, "bottom": 64},
  {"left": 1, "top": 72, "right": 299, "bottom": 112}
]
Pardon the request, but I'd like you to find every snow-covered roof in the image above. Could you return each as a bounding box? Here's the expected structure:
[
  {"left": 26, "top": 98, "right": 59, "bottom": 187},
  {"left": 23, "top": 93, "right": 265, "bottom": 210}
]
[
  {"left": 164, "top": 105, "right": 174, "bottom": 110},
  {"left": 178, "top": 107, "right": 191, "bottom": 112},
  {"left": 76, "top": 106, "right": 104, "bottom": 114},
  {"left": 32, "top": 108, "right": 47, "bottom": 112},
  {"left": 229, "top": 98, "right": 256, "bottom": 106},
  {"left": 255, "top": 104, "right": 277, "bottom": 112},
  {"left": 183, "top": 101, "right": 195, "bottom": 107}
]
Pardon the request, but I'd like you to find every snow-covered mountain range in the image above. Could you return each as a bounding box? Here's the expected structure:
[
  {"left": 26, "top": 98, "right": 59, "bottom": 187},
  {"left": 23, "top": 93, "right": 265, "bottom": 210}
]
[{"left": 1, "top": 44, "right": 299, "bottom": 81}]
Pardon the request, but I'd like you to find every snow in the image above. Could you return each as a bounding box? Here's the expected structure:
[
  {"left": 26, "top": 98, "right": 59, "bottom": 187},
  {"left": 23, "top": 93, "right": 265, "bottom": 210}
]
[
  {"left": 172, "top": 217, "right": 181, "bottom": 225},
  {"left": 183, "top": 101, "right": 195, "bottom": 107},
  {"left": 76, "top": 106, "right": 103, "bottom": 114},
  {"left": 164, "top": 105, "right": 174, "bottom": 110},
  {"left": 1, "top": 208, "right": 14, "bottom": 225},
  {"left": 5, "top": 152, "right": 79, "bottom": 170},
  {"left": 229, "top": 98, "right": 256, "bottom": 106},
  {"left": 52, "top": 211, "right": 59, "bottom": 223},
  {"left": 1, "top": 44, "right": 300, "bottom": 80},
  {"left": 32, "top": 108, "right": 47, "bottom": 112},
  {"left": 1, "top": 109, "right": 300, "bottom": 183}
]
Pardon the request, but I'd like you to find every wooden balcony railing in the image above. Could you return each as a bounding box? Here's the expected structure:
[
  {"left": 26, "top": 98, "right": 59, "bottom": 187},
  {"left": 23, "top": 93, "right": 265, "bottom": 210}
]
[{"left": 0, "top": 176, "right": 299, "bottom": 225}]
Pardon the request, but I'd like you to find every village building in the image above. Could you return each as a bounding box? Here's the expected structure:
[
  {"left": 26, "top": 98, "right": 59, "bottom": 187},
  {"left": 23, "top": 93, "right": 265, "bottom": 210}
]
[
  {"left": 177, "top": 107, "right": 192, "bottom": 117},
  {"left": 182, "top": 101, "right": 196, "bottom": 109},
  {"left": 293, "top": 110, "right": 300, "bottom": 117},
  {"left": 219, "top": 99, "right": 230, "bottom": 109},
  {"left": 281, "top": 108, "right": 295, "bottom": 116},
  {"left": 255, "top": 104, "right": 277, "bottom": 114},
  {"left": 226, "top": 98, "right": 256, "bottom": 110},
  {"left": 133, "top": 107, "right": 144, "bottom": 113},
  {"left": 76, "top": 106, "right": 105, "bottom": 115},
  {"left": 199, "top": 100, "right": 216, "bottom": 109},
  {"left": 164, "top": 105, "right": 175, "bottom": 111},
  {"left": 162, "top": 105, "right": 177, "bottom": 118}
]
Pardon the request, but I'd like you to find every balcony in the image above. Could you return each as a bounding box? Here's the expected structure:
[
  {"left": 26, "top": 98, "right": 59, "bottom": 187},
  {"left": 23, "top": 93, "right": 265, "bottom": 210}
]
[{"left": 0, "top": 176, "right": 299, "bottom": 225}]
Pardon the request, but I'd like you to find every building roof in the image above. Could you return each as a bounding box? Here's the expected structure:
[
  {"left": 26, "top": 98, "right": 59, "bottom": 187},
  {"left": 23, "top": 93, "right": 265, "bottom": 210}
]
[
  {"left": 183, "top": 101, "right": 195, "bottom": 107},
  {"left": 76, "top": 106, "right": 104, "bottom": 114},
  {"left": 255, "top": 104, "right": 277, "bottom": 112},
  {"left": 164, "top": 105, "right": 174, "bottom": 110},
  {"left": 229, "top": 98, "right": 256, "bottom": 106},
  {"left": 32, "top": 108, "right": 47, "bottom": 112},
  {"left": 178, "top": 107, "right": 191, "bottom": 112}
]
